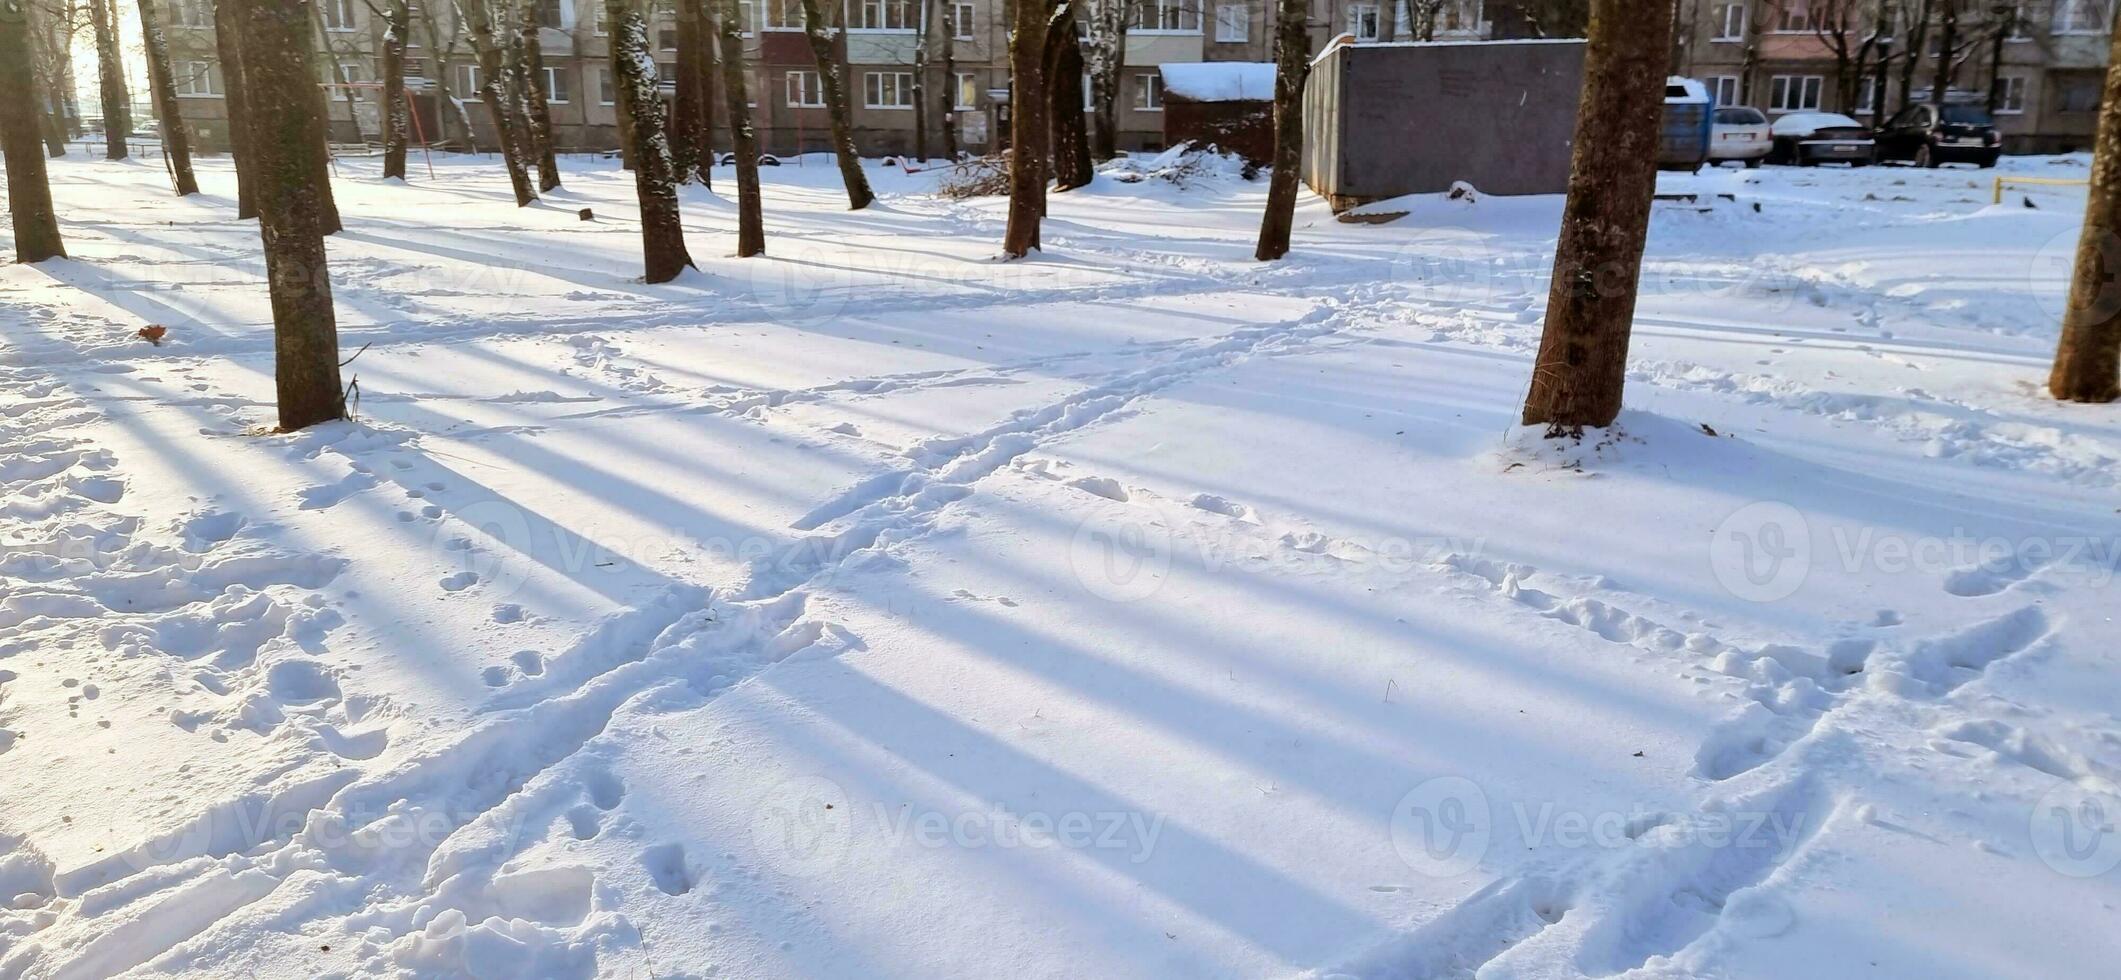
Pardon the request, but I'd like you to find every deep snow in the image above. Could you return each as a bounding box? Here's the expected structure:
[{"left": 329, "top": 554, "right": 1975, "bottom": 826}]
[{"left": 0, "top": 150, "right": 2115, "bottom": 979}]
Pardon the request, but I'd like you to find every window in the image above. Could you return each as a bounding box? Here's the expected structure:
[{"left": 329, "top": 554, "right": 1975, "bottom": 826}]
[
  {"left": 456, "top": 62, "right": 481, "bottom": 93},
  {"left": 334, "top": 63, "right": 371, "bottom": 100},
  {"left": 403, "top": 59, "right": 426, "bottom": 78},
  {"left": 171, "top": 0, "right": 211, "bottom": 27},
  {"left": 659, "top": 28, "right": 678, "bottom": 50},
  {"left": 1996, "top": 75, "right": 2026, "bottom": 114},
  {"left": 541, "top": 65, "right": 571, "bottom": 103},
  {"left": 322, "top": 0, "right": 356, "bottom": 30},
  {"left": 1852, "top": 75, "right": 1874, "bottom": 114},
  {"left": 951, "top": 0, "right": 974, "bottom": 37},
  {"left": 173, "top": 60, "right": 220, "bottom": 96},
  {"left": 594, "top": 4, "right": 608, "bottom": 33},
  {"left": 759, "top": 0, "right": 802, "bottom": 29},
  {"left": 786, "top": 69, "right": 824, "bottom": 107},
  {"left": 1134, "top": 0, "right": 1200, "bottom": 32},
  {"left": 865, "top": 71, "right": 913, "bottom": 108},
  {"left": 1134, "top": 72, "right": 1161, "bottom": 110},
  {"left": 1214, "top": 3, "right": 1246, "bottom": 40},
  {"left": 2053, "top": 0, "right": 2106, "bottom": 33},
  {"left": 1349, "top": 2, "right": 1380, "bottom": 39},
  {"left": 2059, "top": 75, "right": 2101, "bottom": 112},
  {"left": 1768, "top": 74, "right": 1822, "bottom": 111},
  {"left": 856, "top": 0, "right": 915, "bottom": 30},
  {"left": 1713, "top": 2, "right": 1744, "bottom": 39},
  {"left": 598, "top": 67, "right": 615, "bottom": 104},
  {"left": 537, "top": 0, "right": 566, "bottom": 28},
  {"left": 954, "top": 71, "right": 977, "bottom": 110},
  {"left": 1083, "top": 70, "right": 1093, "bottom": 111},
  {"left": 1708, "top": 75, "right": 1739, "bottom": 107},
  {"left": 1773, "top": 0, "right": 1819, "bottom": 32}
]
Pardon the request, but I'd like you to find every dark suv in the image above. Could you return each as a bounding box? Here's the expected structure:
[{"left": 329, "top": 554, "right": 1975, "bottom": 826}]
[{"left": 1874, "top": 103, "right": 2002, "bottom": 168}]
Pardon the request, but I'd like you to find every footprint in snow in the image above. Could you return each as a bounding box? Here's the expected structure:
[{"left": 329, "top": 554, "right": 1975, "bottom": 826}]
[{"left": 439, "top": 571, "right": 479, "bottom": 592}]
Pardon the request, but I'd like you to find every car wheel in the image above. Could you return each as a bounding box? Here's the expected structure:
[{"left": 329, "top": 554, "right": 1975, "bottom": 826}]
[
  {"left": 1916, "top": 144, "right": 1937, "bottom": 169},
  {"left": 1978, "top": 152, "right": 1999, "bottom": 169},
  {"left": 1744, "top": 156, "right": 1762, "bottom": 169}
]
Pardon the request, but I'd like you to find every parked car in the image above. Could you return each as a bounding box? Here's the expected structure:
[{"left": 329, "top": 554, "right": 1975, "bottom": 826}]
[
  {"left": 1873, "top": 103, "right": 2002, "bottom": 168},
  {"left": 1767, "top": 112, "right": 1875, "bottom": 166},
  {"left": 1709, "top": 106, "right": 1772, "bottom": 167}
]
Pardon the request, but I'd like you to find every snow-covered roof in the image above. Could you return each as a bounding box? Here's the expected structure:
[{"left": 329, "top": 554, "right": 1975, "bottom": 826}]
[
  {"left": 1666, "top": 76, "right": 1710, "bottom": 104},
  {"left": 1159, "top": 62, "right": 1276, "bottom": 103}
]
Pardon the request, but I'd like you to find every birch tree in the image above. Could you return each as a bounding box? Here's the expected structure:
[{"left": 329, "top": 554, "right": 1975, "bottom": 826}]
[
  {"left": 1520, "top": 0, "right": 1673, "bottom": 430},
  {"left": 715, "top": 0, "right": 765, "bottom": 254},
  {"left": 2050, "top": 26, "right": 2121, "bottom": 403},
  {"left": 605, "top": 0, "right": 694, "bottom": 281},
  {"left": 1, "top": 0, "right": 66, "bottom": 261},
  {"left": 799, "top": 0, "right": 874, "bottom": 208},
  {"left": 231, "top": 0, "right": 346, "bottom": 429}
]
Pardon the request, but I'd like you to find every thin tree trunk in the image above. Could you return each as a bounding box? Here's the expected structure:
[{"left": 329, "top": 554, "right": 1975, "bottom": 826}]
[
  {"left": 672, "top": 0, "right": 714, "bottom": 182},
  {"left": 605, "top": 0, "right": 694, "bottom": 281},
  {"left": 715, "top": 0, "right": 765, "bottom": 254},
  {"left": 519, "top": 0, "right": 561, "bottom": 190},
  {"left": 214, "top": 0, "right": 257, "bottom": 217},
  {"left": 0, "top": 0, "right": 67, "bottom": 261},
  {"left": 137, "top": 0, "right": 200, "bottom": 194},
  {"left": 1930, "top": 1, "right": 1957, "bottom": 106},
  {"left": 382, "top": 0, "right": 410, "bottom": 179},
  {"left": 30, "top": 43, "right": 69, "bottom": 157},
  {"left": 231, "top": 0, "right": 345, "bottom": 430},
  {"left": 308, "top": 82, "right": 344, "bottom": 232},
  {"left": 1254, "top": 0, "right": 1305, "bottom": 260},
  {"left": 417, "top": 4, "right": 476, "bottom": 148},
  {"left": 1002, "top": 0, "right": 1049, "bottom": 257},
  {"left": 463, "top": 0, "right": 538, "bottom": 204},
  {"left": 1520, "top": 0, "right": 1673, "bottom": 431},
  {"left": 1086, "top": 0, "right": 1125, "bottom": 161},
  {"left": 1045, "top": 1, "right": 1091, "bottom": 192},
  {"left": 799, "top": 0, "right": 874, "bottom": 208},
  {"left": 940, "top": 0, "right": 958, "bottom": 159},
  {"left": 90, "top": 0, "right": 130, "bottom": 158},
  {"left": 913, "top": 0, "right": 930, "bottom": 162},
  {"left": 2050, "top": 28, "right": 2121, "bottom": 403}
]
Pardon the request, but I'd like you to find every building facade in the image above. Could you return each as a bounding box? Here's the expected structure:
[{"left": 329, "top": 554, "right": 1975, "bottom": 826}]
[
  {"left": 153, "top": 0, "right": 1488, "bottom": 158},
  {"left": 1672, "top": 0, "right": 2112, "bottom": 153}
]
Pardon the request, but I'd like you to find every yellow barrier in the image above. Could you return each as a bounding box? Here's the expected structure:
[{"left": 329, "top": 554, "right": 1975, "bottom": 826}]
[{"left": 1993, "top": 175, "right": 2090, "bottom": 204}]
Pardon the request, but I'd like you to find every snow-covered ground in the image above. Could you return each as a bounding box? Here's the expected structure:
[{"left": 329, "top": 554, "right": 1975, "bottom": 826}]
[{"left": 0, "top": 150, "right": 2116, "bottom": 979}]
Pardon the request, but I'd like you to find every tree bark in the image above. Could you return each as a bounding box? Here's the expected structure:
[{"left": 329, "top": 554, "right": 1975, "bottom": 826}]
[
  {"left": 1045, "top": 1, "right": 1091, "bottom": 192},
  {"left": 417, "top": 3, "right": 477, "bottom": 148},
  {"left": 307, "top": 81, "right": 344, "bottom": 233},
  {"left": 463, "top": 0, "right": 538, "bottom": 204},
  {"left": 939, "top": 0, "right": 958, "bottom": 159},
  {"left": 799, "top": 0, "right": 874, "bottom": 208},
  {"left": 89, "top": 0, "right": 129, "bottom": 158},
  {"left": 715, "top": 0, "right": 765, "bottom": 254},
  {"left": 1930, "top": 0, "right": 1957, "bottom": 106},
  {"left": 518, "top": 0, "right": 561, "bottom": 190},
  {"left": 214, "top": 0, "right": 257, "bottom": 217},
  {"left": 1085, "top": 0, "right": 1125, "bottom": 161},
  {"left": 382, "top": 0, "right": 409, "bottom": 179},
  {"left": 2050, "top": 28, "right": 2121, "bottom": 403},
  {"left": 1253, "top": 0, "right": 1305, "bottom": 260},
  {"left": 913, "top": 0, "right": 930, "bottom": 161},
  {"left": 231, "top": 0, "right": 345, "bottom": 430},
  {"left": 136, "top": 0, "right": 200, "bottom": 193},
  {"left": 1, "top": 0, "right": 66, "bottom": 261},
  {"left": 606, "top": 0, "right": 695, "bottom": 282},
  {"left": 1519, "top": 0, "right": 1673, "bottom": 431},
  {"left": 1001, "top": 0, "right": 1049, "bottom": 257},
  {"left": 671, "top": 0, "right": 714, "bottom": 183}
]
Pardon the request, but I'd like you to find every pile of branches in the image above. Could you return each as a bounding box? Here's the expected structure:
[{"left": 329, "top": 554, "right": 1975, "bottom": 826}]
[{"left": 936, "top": 154, "right": 1012, "bottom": 199}]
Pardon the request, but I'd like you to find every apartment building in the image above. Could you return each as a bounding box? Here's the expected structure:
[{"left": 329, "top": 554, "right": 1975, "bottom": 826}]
[
  {"left": 153, "top": 0, "right": 1489, "bottom": 158},
  {"left": 1673, "top": 0, "right": 2111, "bottom": 153}
]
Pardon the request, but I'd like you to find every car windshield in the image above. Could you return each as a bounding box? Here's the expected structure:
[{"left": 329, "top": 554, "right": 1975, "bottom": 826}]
[
  {"left": 1715, "top": 107, "right": 1766, "bottom": 124},
  {"left": 1772, "top": 113, "right": 1862, "bottom": 135},
  {"left": 1940, "top": 106, "right": 1993, "bottom": 125}
]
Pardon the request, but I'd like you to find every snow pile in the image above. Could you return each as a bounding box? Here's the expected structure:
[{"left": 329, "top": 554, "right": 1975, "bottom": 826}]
[
  {"left": 1159, "top": 62, "right": 1276, "bottom": 103},
  {"left": 1101, "top": 141, "right": 1255, "bottom": 187}
]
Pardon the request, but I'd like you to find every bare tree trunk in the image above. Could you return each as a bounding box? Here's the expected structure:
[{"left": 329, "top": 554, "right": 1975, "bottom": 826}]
[
  {"left": 1254, "top": 0, "right": 1305, "bottom": 260},
  {"left": 799, "top": 0, "right": 874, "bottom": 208},
  {"left": 417, "top": 4, "right": 477, "bottom": 148},
  {"left": 0, "top": 0, "right": 66, "bottom": 261},
  {"left": 2051, "top": 29, "right": 2121, "bottom": 403},
  {"left": 518, "top": 0, "right": 561, "bottom": 190},
  {"left": 1085, "top": 0, "right": 1125, "bottom": 161},
  {"left": 306, "top": 74, "right": 344, "bottom": 233},
  {"left": 1930, "top": 0, "right": 1957, "bottom": 105},
  {"left": 1897, "top": 0, "right": 1931, "bottom": 114},
  {"left": 90, "top": 0, "right": 130, "bottom": 158},
  {"left": 214, "top": 0, "right": 257, "bottom": 217},
  {"left": 606, "top": 0, "right": 694, "bottom": 281},
  {"left": 463, "top": 0, "right": 538, "bottom": 204},
  {"left": 913, "top": 0, "right": 930, "bottom": 162},
  {"left": 138, "top": 0, "right": 201, "bottom": 193},
  {"left": 1045, "top": 1, "right": 1091, "bottom": 192},
  {"left": 382, "top": 0, "right": 410, "bottom": 179},
  {"left": 1520, "top": 0, "right": 1673, "bottom": 431},
  {"left": 672, "top": 0, "right": 714, "bottom": 183},
  {"left": 715, "top": 0, "right": 765, "bottom": 254},
  {"left": 28, "top": 34, "right": 69, "bottom": 157},
  {"left": 940, "top": 0, "right": 959, "bottom": 159},
  {"left": 231, "top": 0, "right": 345, "bottom": 430},
  {"left": 1002, "top": 0, "right": 1049, "bottom": 257}
]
